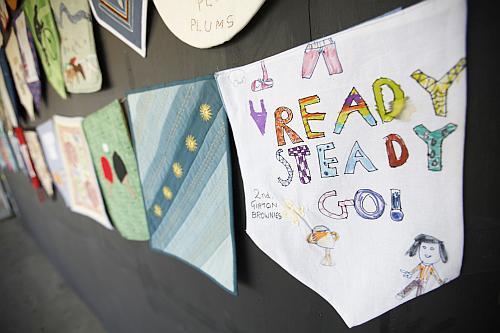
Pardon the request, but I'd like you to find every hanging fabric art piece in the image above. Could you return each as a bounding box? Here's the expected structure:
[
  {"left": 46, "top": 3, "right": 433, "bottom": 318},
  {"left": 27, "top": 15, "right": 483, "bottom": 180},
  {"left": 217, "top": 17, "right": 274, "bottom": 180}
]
[
  {"left": 215, "top": 0, "right": 466, "bottom": 327},
  {"left": 127, "top": 77, "right": 237, "bottom": 293},
  {"left": 153, "top": 0, "right": 265, "bottom": 49},
  {"left": 0, "top": 120, "right": 18, "bottom": 171},
  {"left": 5, "top": 0, "right": 16, "bottom": 11},
  {"left": 52, "top": 116, "right": 112, "bottom": 228},
  {"left": 23, "top": 0, "right": 67, "bottom": 99},
  {"left": 5, "top": 31, "right": 35, "bottom": 121},
  {"left": 37, "top": 119, "right": 70, "bottom": 205},
  {"left": 13, "top": 127, "right": 44, "bottom": 200},
  {"left": 0, "top": 47, "right": 21, "bottom": 129},
  {"left": 83, "top": 100, "right": 148, "bottom": 240},
  {"left": 0, "top": 0, "right": 9, "bottom": 32},
  {"left": 24, "top": 130, "right": 54, "bottom": 197},
  {"left": 8, "top": 131, "right": 26, "bottom": 174},
  {"left": 88, "top": 0, "right": 148, "bottom": 57},
  {"left": 50, "top": 0, "right": 102, "bottom": 93},
  {"left": 0, "top": 73, "right": 18, "bottom": 131},
  {"left": 14, "top": 11, "right": 42, "bottom": 111}
]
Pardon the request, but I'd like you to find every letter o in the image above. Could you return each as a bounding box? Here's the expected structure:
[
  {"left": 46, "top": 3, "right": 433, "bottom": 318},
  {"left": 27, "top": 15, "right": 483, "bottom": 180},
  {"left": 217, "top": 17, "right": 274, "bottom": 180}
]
[{"left": 354, "top": 189, "right": 385, "bottom": 220}]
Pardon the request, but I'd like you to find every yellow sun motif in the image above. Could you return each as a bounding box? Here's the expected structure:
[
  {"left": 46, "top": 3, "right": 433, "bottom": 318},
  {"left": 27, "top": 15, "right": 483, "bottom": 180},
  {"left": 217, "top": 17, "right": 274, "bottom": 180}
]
[
  {"left": 162, "top": 186, "right": 173, "bottom": 200},
  {"left": 185, "top": 135, "right": 198, "bottom": 152},
  {"left": 199, "top": 104, "right": 212, "bottom": 122},
  {"left": 172, "top": 162, "right": 183, "bottom": 178},
  {"left": 153, "top": 204, "right": 162, "bottom": 217}
]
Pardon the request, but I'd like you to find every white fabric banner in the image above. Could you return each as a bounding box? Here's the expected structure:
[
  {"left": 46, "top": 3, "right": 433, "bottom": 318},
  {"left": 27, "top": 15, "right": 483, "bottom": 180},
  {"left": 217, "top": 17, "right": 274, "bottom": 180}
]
[{"left": 216, "top": 0, "right": 467, "bottom": 327}]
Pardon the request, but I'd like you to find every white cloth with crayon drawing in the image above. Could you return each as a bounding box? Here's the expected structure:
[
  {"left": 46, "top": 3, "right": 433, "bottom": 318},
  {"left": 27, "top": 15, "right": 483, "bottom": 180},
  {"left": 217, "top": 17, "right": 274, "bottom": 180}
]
[{"left": 215, "top": 0, "right": 467, "bottom": 327}]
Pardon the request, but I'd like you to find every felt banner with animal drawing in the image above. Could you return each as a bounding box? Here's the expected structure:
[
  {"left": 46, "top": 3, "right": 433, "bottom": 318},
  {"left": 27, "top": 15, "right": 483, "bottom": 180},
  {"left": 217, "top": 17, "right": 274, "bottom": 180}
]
[
  {"left": 24, "top": 130, "right": 54, "bottom": 197},
  {"left": 23, "top": 0, "right": 67, "bottom": 99},
  {"left": 14, "top": 11, "right": 43, "bottom": 111},
  {"left": 50, "top": 0, "right": 102, "bottom": 93},
  {"left": 89, "top": 0, "right": 148, "bottom": 57},
  {"left": 53, "top": 115, "right": 112, "bottom": 229},
  {"left": 215, "top": 0, "right": 466, "bottom": 327},
  {"left": 127, "top": 77, "right": 237, "bottom": 294},
  {"left": 83, "top": 100, "right": 149, "bottom": 241},
  {"left": 37, "top": 119, "right": 71, "bottom": 206}
]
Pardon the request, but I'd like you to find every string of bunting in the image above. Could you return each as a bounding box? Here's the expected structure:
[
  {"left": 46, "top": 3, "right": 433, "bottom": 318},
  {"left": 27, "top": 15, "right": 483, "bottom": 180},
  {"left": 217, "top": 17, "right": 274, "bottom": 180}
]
[{"left": 0, "top": 0, "right": 467, "bottom": 328}]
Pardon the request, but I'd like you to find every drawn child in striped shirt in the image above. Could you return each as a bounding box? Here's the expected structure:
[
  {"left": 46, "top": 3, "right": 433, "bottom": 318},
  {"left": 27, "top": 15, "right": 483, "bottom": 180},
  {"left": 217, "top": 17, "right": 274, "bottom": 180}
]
[{"left": 396, "top": 234, "right": 448, "bottom": 300}]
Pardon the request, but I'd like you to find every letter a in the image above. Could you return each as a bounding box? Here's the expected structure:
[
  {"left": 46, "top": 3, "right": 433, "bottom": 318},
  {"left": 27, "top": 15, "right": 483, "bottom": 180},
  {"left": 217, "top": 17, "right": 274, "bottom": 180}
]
[
  {"left": 345, "top": 141, "right": 377, "bottom": 174},
  {"left": 334, "top": 87, "right": 377, "bottom": 134}
]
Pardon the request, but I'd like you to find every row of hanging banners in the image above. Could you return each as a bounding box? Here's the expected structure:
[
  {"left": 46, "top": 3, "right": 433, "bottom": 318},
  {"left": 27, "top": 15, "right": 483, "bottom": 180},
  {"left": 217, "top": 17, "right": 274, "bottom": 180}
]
[{"left": 0, "top": 0, "right": 467, "bottom": 328}]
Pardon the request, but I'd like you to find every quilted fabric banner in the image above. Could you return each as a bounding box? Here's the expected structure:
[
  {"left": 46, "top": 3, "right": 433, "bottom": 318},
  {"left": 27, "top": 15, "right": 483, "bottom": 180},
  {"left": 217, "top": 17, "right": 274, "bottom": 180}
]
[
  {"left": 14, "top": 127, "right": 42, "bottom": 193},
  {"left": 37, "top": 119, "right": 70, "bottom": 205},
  {"left": 0, "top": 121, "right": 17, "bottom": 171},
  {"left": 0, "top": 48, "right": 21, "bottom": 129},
  {"left": 24, "top": 0, "right": 67, "bottom": 99},
  {"left": 24, "top": 130, "right": 54, "bottom": 197},
  {"left": 215, "top": 0, "right": 466, "bottom": 326},
  {"left": 53, "top": 116, "right": 112, "bottom": 229},
  {"left": 89, "top": 0, "right": 148, "bottom": 57},
  {"left": 5, "top": 31, "right": 35, "bottom": 121},
  {"left": 127, "top": 77, "right": 237, "bottom": 293},
  {"left": 83, "top": 100, "right": 148, "bottom": 240},
  {"left": 0, "top": 0, "right": 8, "bottom": 32},
  {"left": 50, "top": 0, "right": 102, "bottom": 93},
  {"left": 8, "top": 132, "right": 26, "bottom": 174},
  {"left": 0, "top": 72, "right": 18, "bottom": 131},
  {"left": 14, "top": 11, "right": 42, "bottom": 111}
]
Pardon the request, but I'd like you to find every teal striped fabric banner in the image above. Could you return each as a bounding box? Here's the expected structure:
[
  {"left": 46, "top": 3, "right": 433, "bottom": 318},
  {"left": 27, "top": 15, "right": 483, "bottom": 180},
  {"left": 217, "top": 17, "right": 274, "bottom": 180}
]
[{"left": 127, "top": 77, "right": 237, "bottom": 294}]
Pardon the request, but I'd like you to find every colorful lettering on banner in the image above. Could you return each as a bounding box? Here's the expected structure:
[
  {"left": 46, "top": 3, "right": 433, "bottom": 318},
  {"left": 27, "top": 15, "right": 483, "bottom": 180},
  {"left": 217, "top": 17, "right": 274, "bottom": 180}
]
[
  {"left": 316, "top": 142, "right": 338, "bottom": 178},
  {"left": 384, "top": 133, "right": 409, "bottom": 168},
  {"left": 276, "top": 148, "right": 293, "bottom": 186},
  {"left": 275, "top": 106, "right": 304, "bottom": 146},
  {"left": 344, "top": 141, "right": 377, "bottom": 174},
  {"left": 334, "top": 87, "right": 377, "bottom": 134},
  {"left": 411, "top": 58, "right": 466, "bottom": 117},
  {"left": 413, "top": 123, "right": 457, "bottom": 171},
  {"left": 215, "top": 0, "right": 467, "bottom": 327},
  {"left": 372, "top": 77, "right": 406, "bottom": 122},
  {"left": 288, "top": 145, "right": 311, "bottom": 184},
  {"left": 299, "top": 95, "right": 324, "bottom": 139}
]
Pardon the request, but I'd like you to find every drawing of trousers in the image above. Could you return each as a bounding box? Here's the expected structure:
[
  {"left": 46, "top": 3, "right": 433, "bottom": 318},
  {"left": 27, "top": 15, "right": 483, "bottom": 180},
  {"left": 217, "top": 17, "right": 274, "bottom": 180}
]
[
  {"left": 302, "top": 38, "right": 343, "bottom": 79},
  {"left": 398, "top": 279, "right": 424, "bottom": 298}
]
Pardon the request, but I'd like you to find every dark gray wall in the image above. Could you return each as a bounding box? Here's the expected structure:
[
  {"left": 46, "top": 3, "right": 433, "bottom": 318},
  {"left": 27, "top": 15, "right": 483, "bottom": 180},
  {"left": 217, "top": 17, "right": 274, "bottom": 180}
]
[{"left": 5, "top": 0, "right": 500, "bottom": 332}]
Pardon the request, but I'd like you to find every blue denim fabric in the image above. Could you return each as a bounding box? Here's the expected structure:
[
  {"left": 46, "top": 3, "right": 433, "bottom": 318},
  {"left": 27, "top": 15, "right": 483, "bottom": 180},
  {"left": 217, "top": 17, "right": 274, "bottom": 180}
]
[{"left": 127, "top": 77, "right": 237, "bottom": 294}]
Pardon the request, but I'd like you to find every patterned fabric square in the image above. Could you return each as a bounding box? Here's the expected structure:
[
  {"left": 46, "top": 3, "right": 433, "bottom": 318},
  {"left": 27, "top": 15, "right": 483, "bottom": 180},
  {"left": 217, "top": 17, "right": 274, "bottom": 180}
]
[
  {"left": 50, "top": 0, "right": 102, "bottom": 93},
  {"left": 83, "top": 100, "right": 149, "bottom": 240},
  {"left": 37, "top": 119, "right": 71, "bottom": 205},
  {"left": 89, "top": 0, "right": 148, "bottom": 57},
  {"left": 127, "top": 77, "right": 237, "bottom": 294},
  {"left": 24, "top": 0, "right": 67, "bottom": 99},
  {"left": 24, "top": 130, "right": 54, "bottom": 197},
  {"left": 14, "top": 11, "right": 43, "bottom": 111},
  {"left": 53, "top": 115, "right": 112, "bottom": 228}
]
